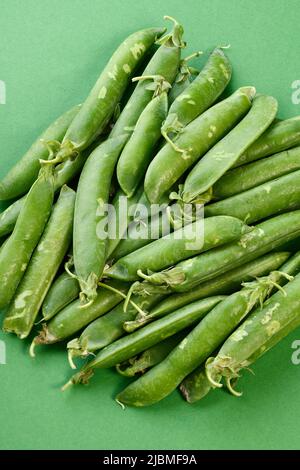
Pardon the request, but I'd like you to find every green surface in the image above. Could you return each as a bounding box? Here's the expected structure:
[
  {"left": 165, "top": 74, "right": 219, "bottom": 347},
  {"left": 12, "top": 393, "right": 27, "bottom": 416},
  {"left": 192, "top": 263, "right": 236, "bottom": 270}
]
[{"left": 0, "top": 0, "right": 300, "bottom": 450}]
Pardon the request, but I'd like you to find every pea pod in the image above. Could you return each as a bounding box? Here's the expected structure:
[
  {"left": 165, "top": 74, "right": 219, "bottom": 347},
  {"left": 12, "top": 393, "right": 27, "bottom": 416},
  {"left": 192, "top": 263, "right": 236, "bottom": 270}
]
[
  {"left": 63, "top": 295, "right": 224, "bottom": 388},
  {"left": 106, "top": 186, "right": 144, "bottom": 260},
  {"left": 67, "top": 293, "right": 165, "bottom": 365},
  {"left": 139, "top": 210, "right": 300, "bottom": 292},
  {"left": 31, "top": 280, "right": 130, "bottom": 352},
  {"left": 213, "top": 146, "right": 300, "bottom": 199},
  {"left": 234, "top": 115, "right": 300, "bottom": 168},
  {"left": 110, "top": 209, "right": 172, "bottom": 261},
  {"left": 144, "top": 87, "right": 255, "bottom": 204},
  {"left": 42, "top": 271, "right": 80, "bottom": 321},
  {"left": 0, "top": 198, "right": 25, "bottom": 238},
  {"left": 51, "top": 27, "right": 164, "bottom": 164},
  {"left": 205, "top": 169, "right": 300, "bottom": 224},
  {"left": 0, "top": 105, "right": 81, "bottom": 201},
  {"left": 125, "top": 252, "right": 290, "bottom": 331},
  {"left": 181, "top": 95, "right": 278, "bottom": 203},
  {"left": 73, "top": 135, "right": 127, "bottom": 305},
  {"left": 0, "top": 165, "right": 54, "bottom": 309},
  {"left": 116, "top": 332, "right": 187, "bottom": 377},
  {"left": 206, "top": 271, "right": 300, "bottom": 396},
  {"left": 162, "top": 48, "right": 232, "bottom": 143},
  {"left": 3, "top": 186, "right": 75, "bottom": 338},
  {"left": 110, "top": 17, "right": 184, "bottom": 139},
  {"left": 117, "top": 77, "right": 169, "bottom": 197},
  {"left": 180, "top": 250, "right": 300, "bottom": 402},
  {"left": 116, "top": 270, "right": 284, "bottom": 407},
  {"left": 106, "top": 216, "right": 249, "bottom": 282}
]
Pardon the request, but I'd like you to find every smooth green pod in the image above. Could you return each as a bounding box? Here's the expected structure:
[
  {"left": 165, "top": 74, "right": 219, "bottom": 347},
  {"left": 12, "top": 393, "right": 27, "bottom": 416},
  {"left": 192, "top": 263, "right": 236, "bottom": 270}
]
[
  {"left": 3, "top": 186, "right": 75, "bottom": 337},
  {"left": 42, "top": 271, "right": 80, "bottom": 321},
  {"left": 182, "top": 95, "right": 278, "bottom": 202}
]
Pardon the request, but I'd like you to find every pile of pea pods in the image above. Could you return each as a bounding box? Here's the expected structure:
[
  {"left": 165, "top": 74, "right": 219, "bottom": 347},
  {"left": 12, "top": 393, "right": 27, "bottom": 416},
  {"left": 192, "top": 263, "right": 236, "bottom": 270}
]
[{"left": 1, "top": 16, "right": 300, "bottom": 407}]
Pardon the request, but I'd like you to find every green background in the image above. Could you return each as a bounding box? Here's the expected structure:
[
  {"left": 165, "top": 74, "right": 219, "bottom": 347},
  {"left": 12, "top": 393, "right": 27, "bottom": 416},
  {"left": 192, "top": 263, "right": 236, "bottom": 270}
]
[{"left": 1, "top": 0, "right": 300, "bottom": 450}]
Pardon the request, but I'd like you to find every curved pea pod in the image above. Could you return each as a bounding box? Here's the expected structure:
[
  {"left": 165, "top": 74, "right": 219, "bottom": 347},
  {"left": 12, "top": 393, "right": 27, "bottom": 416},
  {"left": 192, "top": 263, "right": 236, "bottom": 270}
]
[
  {"left": 234, "top": 115, "right": 300, "bottom": 168},
  {"left": 110, "top": 208, "right": 172, "bottom": 261},
  {"left": 106, "top": 186, "right": 144, "bottom": 260},
  {"left": 126, "top": 251, "right": 290, "bottom": 331},
  {"left": 168, "top": 52, "right": 200, "bottom": 105},
  {"left": 182, "top": 95, "right": 278, "bottom": 203},
  {"left": 67, "top": 293, "right": 164, "bottom": 365},
  {"left": 73, "top": 135, "right": 127, "bottom": 305},
  {"left": 205, "top": 169, "right": 300, "bottom": 224},
  {"left": 181, "top": 250, "right": 300, "bottom": 402},
  {"left": 117, "top": 86, "right": 169, "bottom": 197},
  {"left": 31, "top": 280, "right": 130, "bottom": 352},
  {"left": 63, "top": 296, "right": 225, "bottom": 388},
  {"left": 144, "top": 87, "right": 255, "bottom": 204},
  {"left": 162, "top": 48, "right": 232, "bottom": 142},
  {"left": 42, "top": 271, "right": 80, "bottom": 321},
  {"left": 116, "top": 331, "right": 187, "bottom": 377},
  {"left": 0, "top": 105, "right": 80, "bottom": 201},
  {"left": 206, "top": 271, "right": 300, "bottom": 396},
  {"left": 110, "top": 17, "right": 184, "bottom": 139},
  {"left": 140, "top": 210, "right": 300, "bottom": 292},
  {"left": 51, "top": 27, "right": 165, "bottom": 164},
  {"left": 3, "top": 186, "right": 75, "bottom": 338},
  {"left": 116, "top": 271, "right": 282, "bottom": 407},
  {"left": 213, "top": 146, "right": 300, "bottom": 199},
  {"left": 0, "top": 165, "right": 54, "bottom": 310},
  {"left": 106, "top": 216, "right": 250, "bottom": 282},
  {"left": 0, "top": 140, "right": 103, "bottom": 238}
]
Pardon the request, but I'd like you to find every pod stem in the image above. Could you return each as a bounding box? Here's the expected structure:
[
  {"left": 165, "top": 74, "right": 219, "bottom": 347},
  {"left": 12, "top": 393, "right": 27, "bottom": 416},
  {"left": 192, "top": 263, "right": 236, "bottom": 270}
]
[
  {"left": 98, "top": 282, "right": 147, "bottom": 318},
  {"left": 61, "top": 369, "right": 94, "bottom": 392},
  {"left": 65, "top": 263, "right": 98, "bottom": 308},
  {"left": 40, "top": 139, "right": 78, "bottom": 166},
  {"left": 137, "top": 267, "right": 185, "bottom": 287},
  {"left": 132, "top": 74, "right": 171, "bottom": 97},
  {"left": 226, "top": 377, "right": 243, "bottom": 397},
  {"left": 156, "top": 16, "right": 186, "bottom": 48},
  {"left": 205, "top": 358, "right": 223, "bottom": 389}
]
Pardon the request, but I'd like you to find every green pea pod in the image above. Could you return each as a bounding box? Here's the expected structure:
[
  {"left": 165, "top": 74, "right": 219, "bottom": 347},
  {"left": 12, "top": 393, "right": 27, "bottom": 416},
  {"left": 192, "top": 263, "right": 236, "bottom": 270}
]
[
  {"left": 106, "top": 216, "right": 249, "bottom": 282},
  {"left": 117, "top": 86, "right": 169, "bottom": 197},
  {"left": 180, "top": 250, "right": 300, "bottom": 402},
  {"left": 139, "top": 210, "right": 300, "bottom": 292},
  {"left": 0, "top": 165, "right": 54, "bottom": 309},
  {"left": 206, "top": 169, "right": 300, "bottom": 224},
  {"left": 63, "top": 295, "right": 224, "bottom": 388},
  {"left": 213, "top": 146, "right": 300, "bottom": 199},
  {"left": 73, "top": 135, "right": 128, "bottom": 305},
  {"left": 206, "top": 271, "right": 300, "bottom": 396},
  {"left": 3, "top": 186, "right": 75, "bottom": 338},
  {"left": 51, "top": 27, "right": 165, "bottom": 164},
  {"left": 106, "top": 186, "right": 144, "bottom": 260},
  {"left": 182, "top": 95, "right": 278, "bottom": 203},
  {"left": 110, "top": 209, "right": 172, "bottom": 261},
  {"left": 234, "top": 115, "right": 300, "bottom": 168},
  {"left": 42, "top": 271, "right": 80, "bottom": 321},
  {"left": 0, "top": 105, "right": 81, "bottom": 201},
  {"left": 144, "top": 87, "right": 255, "bottom": 204},
  {"left": 125, "top": 252, "right": 290, "bottom": 331},
  {"left": 67, "top": 293, "right": 164, "bottom": 365},
  {"left": 162, "top": 48, "right": 232, "bottom": 141},
  {"left": 0, "top": 139, "right": 103, "bottom": 238},
  {"left": 110, "top": 17, "right": 184, "bottom": 139},
  {"left": 115, "top": 271, "right": 286, "bottom": 407},
  {"left": 116, "top": 331, "right": 187, "bottom": 377},
  {"left": 31, "top": 280, "right": 130, "bottom": 352}
]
